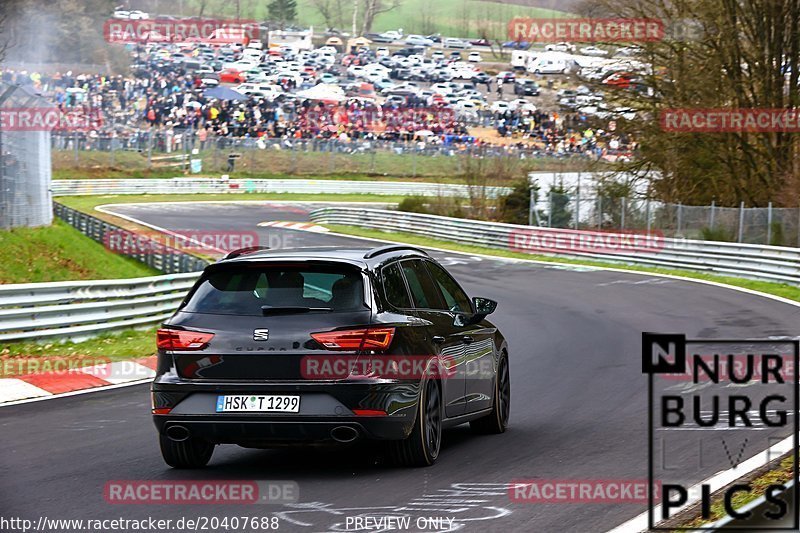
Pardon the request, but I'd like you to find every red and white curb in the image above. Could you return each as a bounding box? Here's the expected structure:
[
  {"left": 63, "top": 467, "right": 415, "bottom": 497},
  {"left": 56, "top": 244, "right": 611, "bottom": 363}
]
[
  {"left": 257, "top": 220, "right": 329, "bottom": 233},
  {"left": 0, "top": 356, "right": 156, "bottom": 404}
]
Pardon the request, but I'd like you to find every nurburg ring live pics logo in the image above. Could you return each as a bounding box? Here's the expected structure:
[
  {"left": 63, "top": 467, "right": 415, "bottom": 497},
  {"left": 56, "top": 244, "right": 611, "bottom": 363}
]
[{"left": 642, "top": 332, "right": 799, "bottom": 530}]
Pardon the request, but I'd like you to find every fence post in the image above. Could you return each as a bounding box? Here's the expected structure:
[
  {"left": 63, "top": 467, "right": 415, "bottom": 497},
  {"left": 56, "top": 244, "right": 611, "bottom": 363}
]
[
  {"left": 529, "top": 186, "right": 534, "bottom": 226},
  {"left": 677, "top": 203, "right": 683, "bottom": 234},
  {"left": 574, "top": 190, "right": 580, "bottom": 230},
  {"left": 766, "top": 202, "right": 772, "bottom": 245},
  {"left": 548, "top": 191, "right": 553, "bottom": 227},
  {"left": 597, "top": 196, "right": 602, "bottom": 228},
  {"left": 709, "top": 200, "right": 715, "bottom": 230},
  {"left": 738, "top": 201, "right": 745, "bottom": 243},
  {"left": 621, "top": 197, "right": 626, "bottom": 230},
  {"left": 147, "top": 131, "right": 153, "bottom": 169},
  {"left": 646, "top": 199, "right": 651, "bottom": 234}
]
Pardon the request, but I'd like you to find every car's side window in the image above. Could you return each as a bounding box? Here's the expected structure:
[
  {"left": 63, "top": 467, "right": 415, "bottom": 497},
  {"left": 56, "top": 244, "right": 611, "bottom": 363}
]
[
  {"left": 425, "top": 261, "right": 472, "bottom": 313},
  {"left": 400, "top": 259, "right": 443, "bottom": 309},
  {"left": 381, "top": 262, "right": 412, "bottom": 309}
]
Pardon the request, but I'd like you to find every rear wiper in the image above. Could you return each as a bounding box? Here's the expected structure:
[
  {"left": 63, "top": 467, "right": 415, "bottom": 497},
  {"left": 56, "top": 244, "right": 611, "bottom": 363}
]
[{"left": 261, "top": 305, "right": 332, "bottom": 315}]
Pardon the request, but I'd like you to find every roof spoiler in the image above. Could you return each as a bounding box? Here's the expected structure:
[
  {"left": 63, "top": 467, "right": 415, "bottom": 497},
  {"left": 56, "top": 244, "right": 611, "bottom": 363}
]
[
  {"left": 223, "top": 246, "right": 270, "bottom": 260},
  {"left": 363, "top": 245, "right": 429, "bottom": 259}
]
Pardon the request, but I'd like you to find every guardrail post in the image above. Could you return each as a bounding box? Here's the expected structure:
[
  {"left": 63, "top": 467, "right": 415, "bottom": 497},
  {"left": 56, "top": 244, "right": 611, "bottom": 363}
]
[
  {"left": 709, "top": 200, "right": 715, "bottom": 230},
  {"left": 766, "top": 202, "right": 773, "bottom": 245},
  {"left": 597, "top": 196, "right": 602, "bottom": 228},
  {"left": 738, "top": 201, "right": 745, "bottom": 243}
]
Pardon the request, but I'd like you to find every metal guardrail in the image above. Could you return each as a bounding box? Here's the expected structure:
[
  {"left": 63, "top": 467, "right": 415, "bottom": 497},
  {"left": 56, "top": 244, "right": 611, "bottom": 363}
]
[
  {"left": 0, "top": 203, "right": 212, "bottom": 342},
  {"left": 50, "top": 178, "right": 512, "bottom": 199},
  {"left": 9, "top": 200, "right": 800, "bottom": 344},
  {"left": 54, "top": 202, "right": 210, "bottom": 274},
  {"left": 308, "top": 207, "right": 800, "bottom": 285},
  {"left": 0, "top": 273, "right": 199, "bottom": 342}
]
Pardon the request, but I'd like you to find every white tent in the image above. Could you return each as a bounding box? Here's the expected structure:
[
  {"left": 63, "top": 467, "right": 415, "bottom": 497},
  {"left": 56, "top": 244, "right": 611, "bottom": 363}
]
[{"left": 296, "top": 83, "right": 346, "bottom": 102}]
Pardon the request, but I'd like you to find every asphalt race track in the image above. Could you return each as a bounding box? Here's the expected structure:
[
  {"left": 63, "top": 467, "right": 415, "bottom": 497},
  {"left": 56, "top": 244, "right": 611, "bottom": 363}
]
[{"left": 3, "top": 201, "right": 799, "bottom": 533}]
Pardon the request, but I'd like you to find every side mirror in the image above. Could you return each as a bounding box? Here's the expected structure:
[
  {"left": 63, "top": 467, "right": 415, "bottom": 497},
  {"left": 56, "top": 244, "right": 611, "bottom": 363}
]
[{"left": 472, "top": 297, "right": 497, "bottom": 317}]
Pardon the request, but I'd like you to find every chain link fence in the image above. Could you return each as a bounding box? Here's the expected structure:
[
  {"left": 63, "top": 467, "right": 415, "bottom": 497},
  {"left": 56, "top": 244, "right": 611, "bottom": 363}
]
[
  {"left": 539, "top": 193, "right": 800, "bottom": 246},
  {"left": 0, "top": 82, "right": 53, "bottom": 229},
  {"left": 51, "top": 130, "right": 599, "bottom": 178}
]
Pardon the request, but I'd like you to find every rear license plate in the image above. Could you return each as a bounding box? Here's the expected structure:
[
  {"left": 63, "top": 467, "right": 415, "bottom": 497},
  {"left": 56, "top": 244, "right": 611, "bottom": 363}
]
[{"left": 216, "top": 395, "right": 300, "bottom": 413}]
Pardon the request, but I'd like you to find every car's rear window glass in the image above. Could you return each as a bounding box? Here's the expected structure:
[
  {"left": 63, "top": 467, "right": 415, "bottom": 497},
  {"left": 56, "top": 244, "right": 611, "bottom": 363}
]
[{"left": 182, "top": 264, "right": 365, "bottom": 316}]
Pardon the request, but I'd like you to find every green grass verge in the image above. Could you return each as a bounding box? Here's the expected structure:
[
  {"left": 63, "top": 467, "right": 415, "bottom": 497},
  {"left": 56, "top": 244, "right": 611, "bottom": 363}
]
[
  {"left": 677, "top": 455, "right": 794, "bottom": 530},
  {"left": 0, "top": 328, "right": 157, "bottom": 376},
  {"left": 0, "top": 220, "right": 158, "bottom": 284},
  {"left": 52, "top": 149, "right": 598, "bottom": 182},
  {"left": 323, "top": 224, "right": 800, "bottom": 302}
]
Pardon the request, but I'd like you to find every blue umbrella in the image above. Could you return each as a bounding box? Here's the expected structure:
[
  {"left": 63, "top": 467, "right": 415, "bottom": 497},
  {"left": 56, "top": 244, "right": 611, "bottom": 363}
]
[{"left": 204, "top": 86, "right": 248, "bottom": 101}]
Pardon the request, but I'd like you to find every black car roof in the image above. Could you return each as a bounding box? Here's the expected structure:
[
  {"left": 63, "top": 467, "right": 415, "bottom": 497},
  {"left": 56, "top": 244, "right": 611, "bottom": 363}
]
[{"left": 218, "top": 245, "right": 430, "bottom": 269}]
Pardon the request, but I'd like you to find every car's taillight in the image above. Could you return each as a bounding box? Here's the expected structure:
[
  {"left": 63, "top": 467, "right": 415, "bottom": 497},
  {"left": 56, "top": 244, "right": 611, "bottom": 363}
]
[
  {"left": 156, "top": 329, "right": 214, "bottom": 350},
  {"left": 311, "top": 327, "right": 395, "bottom": 351}
]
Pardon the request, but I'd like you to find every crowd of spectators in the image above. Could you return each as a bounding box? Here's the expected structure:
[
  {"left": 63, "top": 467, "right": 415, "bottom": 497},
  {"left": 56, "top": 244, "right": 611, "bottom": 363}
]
[{"left": 1, "top": 60, "right": 637, "bottom": 161}]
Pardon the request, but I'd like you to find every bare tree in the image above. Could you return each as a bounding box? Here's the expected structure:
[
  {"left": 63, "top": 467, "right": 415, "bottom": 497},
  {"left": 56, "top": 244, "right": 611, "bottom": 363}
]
[
  {"left": 580, "top": 0, "right": 800, "bottom": 207},
  {"left": 359, "top": 0, "right": 400, "bottom": 35},
  {"left": 311, "top": 0, "right": 345, "bottom": 30}
]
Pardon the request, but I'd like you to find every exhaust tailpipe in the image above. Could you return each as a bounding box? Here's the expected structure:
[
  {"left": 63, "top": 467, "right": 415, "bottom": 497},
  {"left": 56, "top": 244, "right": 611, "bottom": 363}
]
[
  {"left": 165, "top": 425, "right": 191, "bottom": 442},
  {"left": 330, "top": 426, "right": 359, "bottom": 443}
]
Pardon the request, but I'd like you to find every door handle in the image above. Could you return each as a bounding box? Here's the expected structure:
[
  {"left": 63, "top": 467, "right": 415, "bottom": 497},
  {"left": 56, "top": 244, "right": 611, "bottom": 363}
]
[
  {"left": 432, "top": 335, "right": 445, "bottom": 345},
  {"left": 461, "top": 335, "right": 474, "bottom": 344}
]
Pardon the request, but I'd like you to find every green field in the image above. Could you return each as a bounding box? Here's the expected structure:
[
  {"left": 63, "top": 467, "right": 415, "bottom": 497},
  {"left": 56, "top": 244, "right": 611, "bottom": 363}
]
[
  {"left": 177, "top": 0, "right": 569, "bottom": 38},
  {"left": 52, "top": 148, "right": 598, "bottom": 181},
  {"left": 0, "top": 220, "right": 158, "bottom": 284}
]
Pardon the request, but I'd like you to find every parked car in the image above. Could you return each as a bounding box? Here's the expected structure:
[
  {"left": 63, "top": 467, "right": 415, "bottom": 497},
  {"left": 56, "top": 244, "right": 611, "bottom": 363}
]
[
  {"left": 152, "top": 245, "right": 509, "bottom": 468},
  {"left": 545, "top": 42, "right": 576, "bottom": 52},
  {"left": 580, "top": 46, "right": 610, "bottom": 57},
  {"left": 443, "top": 38, "right": 471, "bottom": 49},
  {"left": 496, "top": 71, "right": 516, "bottom": 83},
  {"left": 219, "top": 68, "right": 246, "bottom": 84},
  {"left": 365, "top": 33, "right": 393, "bottom": 43},
  {"left": 405, "top": 35, "right": 435, "bottom": 47},
  {"left": 467, "top": 52, "right": 482, "bottom": 63},
  {"left": 514, "top": 79, "right": 540, "bottom": 96}
]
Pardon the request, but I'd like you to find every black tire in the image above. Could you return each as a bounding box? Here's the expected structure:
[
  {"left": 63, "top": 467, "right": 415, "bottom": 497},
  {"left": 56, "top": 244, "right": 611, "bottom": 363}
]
[
  {"left": 470, "top": 353, "right": 510, "bottom": 434},
  {"left": 390, "top": 378, "right": 442, "bottom": 467},
  {"left": 159, "top": 435, "right": 214, "bottom": 469}
]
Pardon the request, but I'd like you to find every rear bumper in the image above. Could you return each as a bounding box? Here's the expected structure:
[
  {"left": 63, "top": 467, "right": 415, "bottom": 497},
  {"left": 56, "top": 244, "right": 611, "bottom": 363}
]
[
  {"left": 152, "top": 377, "right": 420, "bottom": 444},
  {"left": 154, "top": 415, "right": 412, "bottom": 444}
]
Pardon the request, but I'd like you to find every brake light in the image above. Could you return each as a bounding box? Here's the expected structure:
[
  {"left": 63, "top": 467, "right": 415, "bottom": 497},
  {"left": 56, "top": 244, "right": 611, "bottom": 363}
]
[
  {"left": 156, "top": 329, "right": 214, "bottom": 350},
  {"left": 311, "top": 327, "right": 395, "bottom": 351}
]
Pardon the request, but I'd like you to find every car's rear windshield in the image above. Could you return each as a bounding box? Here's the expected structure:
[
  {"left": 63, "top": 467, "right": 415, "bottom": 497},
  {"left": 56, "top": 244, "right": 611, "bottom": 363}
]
[{"left": 181, "top": 264, "right": 366, "bottom": 316}]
